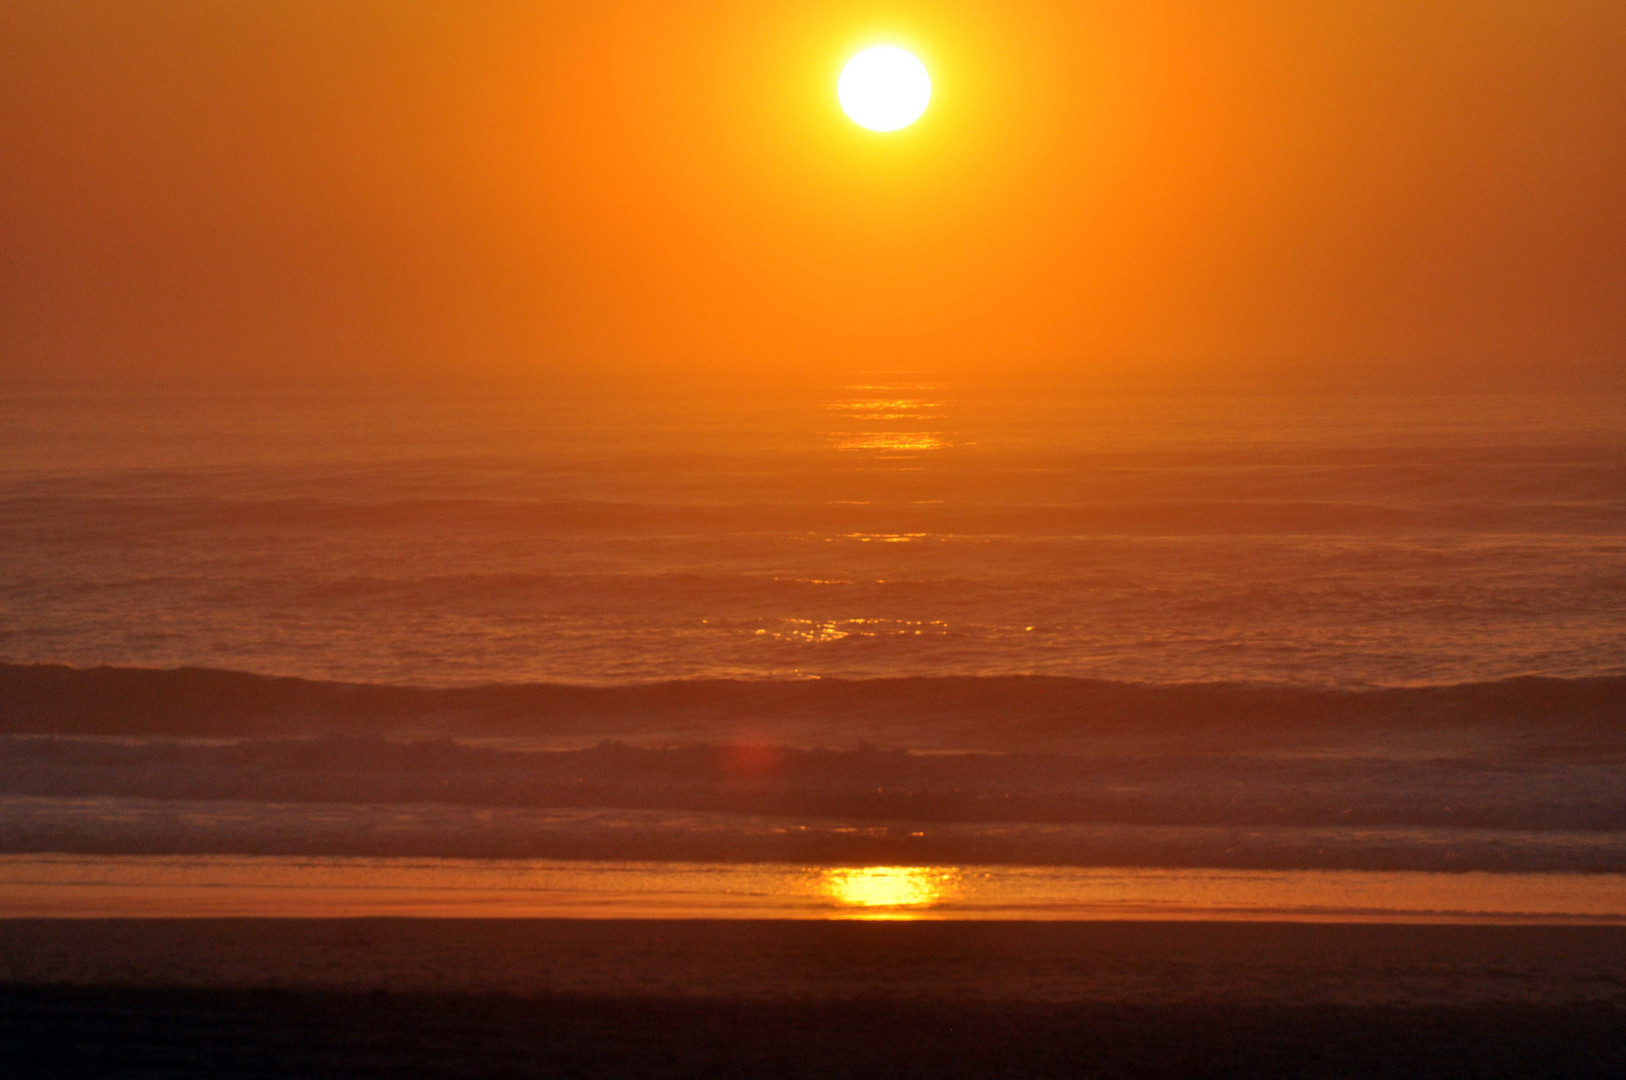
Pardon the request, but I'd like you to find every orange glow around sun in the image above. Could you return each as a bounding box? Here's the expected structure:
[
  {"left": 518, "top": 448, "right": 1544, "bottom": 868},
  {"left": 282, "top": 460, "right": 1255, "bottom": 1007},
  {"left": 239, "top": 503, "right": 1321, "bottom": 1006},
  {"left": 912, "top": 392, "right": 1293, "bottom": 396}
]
[{"left": 2, "top": 1, "right": 1623, "bottom": 384}]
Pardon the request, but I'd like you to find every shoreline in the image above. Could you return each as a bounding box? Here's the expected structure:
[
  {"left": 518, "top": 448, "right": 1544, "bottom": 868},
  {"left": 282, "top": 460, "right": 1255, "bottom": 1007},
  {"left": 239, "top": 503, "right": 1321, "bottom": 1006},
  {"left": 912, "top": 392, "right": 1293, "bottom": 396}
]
[{"left": 4, "top": 854, "right": 1626, "bottom": 924}]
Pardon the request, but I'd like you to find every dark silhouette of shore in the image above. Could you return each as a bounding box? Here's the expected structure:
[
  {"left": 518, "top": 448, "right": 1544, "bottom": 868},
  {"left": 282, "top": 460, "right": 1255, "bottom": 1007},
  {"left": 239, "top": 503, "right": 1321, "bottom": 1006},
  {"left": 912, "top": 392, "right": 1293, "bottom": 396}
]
[{"left": 3, "top": 919, "right": 1625, "bottom": 1078}]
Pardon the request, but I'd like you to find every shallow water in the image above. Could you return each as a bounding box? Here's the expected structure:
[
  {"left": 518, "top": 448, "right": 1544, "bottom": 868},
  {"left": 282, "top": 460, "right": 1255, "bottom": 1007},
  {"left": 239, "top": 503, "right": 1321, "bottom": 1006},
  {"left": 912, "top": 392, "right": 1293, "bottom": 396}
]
[{"left": 4, "top": 854, "right": 1624, "bottom": 922}]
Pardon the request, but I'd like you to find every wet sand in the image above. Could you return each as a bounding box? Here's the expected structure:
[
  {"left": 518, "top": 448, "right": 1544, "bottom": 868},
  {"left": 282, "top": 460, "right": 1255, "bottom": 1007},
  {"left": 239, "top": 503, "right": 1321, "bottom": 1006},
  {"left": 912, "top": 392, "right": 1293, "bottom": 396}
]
[
  {"left": 7, "top": 854, "right": 1626, "bottom": 922},
  {"left": 4, "top": 919, "right": 1626, "bottom": 1077},
  {"left": 6, "top": 918, "right": 1626, "bottom": 1004}
]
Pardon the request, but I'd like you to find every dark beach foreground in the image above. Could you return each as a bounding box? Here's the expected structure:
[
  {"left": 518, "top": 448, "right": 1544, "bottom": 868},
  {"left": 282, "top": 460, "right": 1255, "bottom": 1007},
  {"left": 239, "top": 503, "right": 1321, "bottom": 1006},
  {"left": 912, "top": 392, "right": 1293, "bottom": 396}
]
[{"left": 3, "top": 919, "right": 1626, "bottom": 1078}]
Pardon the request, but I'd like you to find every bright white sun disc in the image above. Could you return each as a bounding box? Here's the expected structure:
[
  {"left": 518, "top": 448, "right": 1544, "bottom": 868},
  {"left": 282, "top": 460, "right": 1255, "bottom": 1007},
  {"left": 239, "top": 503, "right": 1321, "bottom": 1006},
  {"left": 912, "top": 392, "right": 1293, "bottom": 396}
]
[{"left": 838, "top": 46, "right": 930, "bottom": 132}]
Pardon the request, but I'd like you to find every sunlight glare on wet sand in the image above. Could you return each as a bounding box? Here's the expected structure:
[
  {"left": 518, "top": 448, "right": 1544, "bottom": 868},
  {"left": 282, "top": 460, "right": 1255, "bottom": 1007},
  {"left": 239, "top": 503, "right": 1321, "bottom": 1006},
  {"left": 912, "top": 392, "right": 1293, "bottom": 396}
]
[
  {"left": 5, "top": 856, "right": 1626, "bottom": 922},
  {"left": 821, "top": 866, "right": 956, "bottom": 915}
]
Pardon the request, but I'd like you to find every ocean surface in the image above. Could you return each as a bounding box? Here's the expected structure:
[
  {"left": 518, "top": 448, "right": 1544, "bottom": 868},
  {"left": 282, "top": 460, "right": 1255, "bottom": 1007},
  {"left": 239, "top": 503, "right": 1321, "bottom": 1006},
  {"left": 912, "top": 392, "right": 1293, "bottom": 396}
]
[
  {"left": 1, "top": 380, "right": 1623, "bottom": 910},
  {"left": 4, "top": 380, "right": 1623, "bottom": 687}
]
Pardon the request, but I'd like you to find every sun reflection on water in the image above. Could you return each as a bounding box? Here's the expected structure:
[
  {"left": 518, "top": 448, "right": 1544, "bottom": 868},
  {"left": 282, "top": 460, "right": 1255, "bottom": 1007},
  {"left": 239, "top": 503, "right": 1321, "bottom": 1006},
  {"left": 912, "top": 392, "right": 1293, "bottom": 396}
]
[
  {"left": 820, "top": 866, "right": 958, "bottom": 917},
  {"left": 825, "top": 383, "right": 951, "bottom": 455},
  {"left": 831, "top": 432, "right": 947, "bottom": 452}
]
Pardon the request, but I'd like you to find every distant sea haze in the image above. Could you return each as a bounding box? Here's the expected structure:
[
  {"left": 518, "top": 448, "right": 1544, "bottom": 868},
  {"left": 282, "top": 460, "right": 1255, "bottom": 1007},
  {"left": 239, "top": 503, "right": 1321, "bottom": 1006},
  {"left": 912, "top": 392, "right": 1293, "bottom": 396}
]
[{"left": 1, "top": 382, "right": 1622, "bottom": 688}]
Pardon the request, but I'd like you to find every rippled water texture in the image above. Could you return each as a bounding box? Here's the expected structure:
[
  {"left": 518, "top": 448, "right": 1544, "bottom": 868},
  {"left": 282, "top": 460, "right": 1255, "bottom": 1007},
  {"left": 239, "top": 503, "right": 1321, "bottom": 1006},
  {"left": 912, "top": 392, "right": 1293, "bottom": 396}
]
[{"left": 3, "top": 381, "right": 1622, "bottom": 686}]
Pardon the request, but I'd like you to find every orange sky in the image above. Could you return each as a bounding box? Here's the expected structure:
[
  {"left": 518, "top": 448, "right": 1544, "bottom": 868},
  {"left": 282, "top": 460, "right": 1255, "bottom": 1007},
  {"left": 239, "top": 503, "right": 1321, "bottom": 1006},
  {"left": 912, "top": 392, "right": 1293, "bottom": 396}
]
[{"left": 2, "top": 1, "right": 1623, "bottom": 386}]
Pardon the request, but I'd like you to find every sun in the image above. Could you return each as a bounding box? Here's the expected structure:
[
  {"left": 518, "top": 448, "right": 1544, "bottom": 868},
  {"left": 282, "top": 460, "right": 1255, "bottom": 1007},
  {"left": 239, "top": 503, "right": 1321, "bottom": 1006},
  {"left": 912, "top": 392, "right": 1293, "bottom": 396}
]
[{"left": 837, "top": 46, "right": 931, "bottom": 132}]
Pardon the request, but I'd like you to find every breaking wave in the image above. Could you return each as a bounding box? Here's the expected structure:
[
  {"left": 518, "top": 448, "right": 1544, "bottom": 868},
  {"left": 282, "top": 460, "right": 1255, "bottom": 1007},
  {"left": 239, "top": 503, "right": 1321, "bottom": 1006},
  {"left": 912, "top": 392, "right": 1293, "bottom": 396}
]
[{"left": 1, "top": 664, "right": 1622, "bottom": 871}]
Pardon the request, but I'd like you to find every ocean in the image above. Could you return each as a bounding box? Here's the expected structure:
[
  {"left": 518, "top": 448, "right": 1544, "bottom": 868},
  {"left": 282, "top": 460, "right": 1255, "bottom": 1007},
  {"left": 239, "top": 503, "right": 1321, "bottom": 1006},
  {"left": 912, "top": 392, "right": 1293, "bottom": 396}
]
[{"left": 1, "top": 380, "right": 1623, "bottom": 915}]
